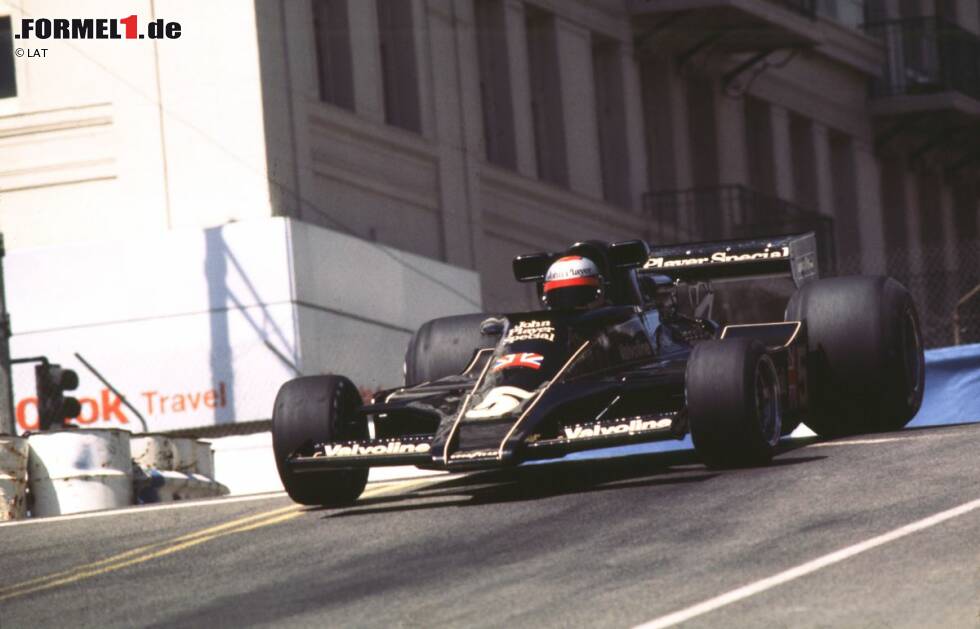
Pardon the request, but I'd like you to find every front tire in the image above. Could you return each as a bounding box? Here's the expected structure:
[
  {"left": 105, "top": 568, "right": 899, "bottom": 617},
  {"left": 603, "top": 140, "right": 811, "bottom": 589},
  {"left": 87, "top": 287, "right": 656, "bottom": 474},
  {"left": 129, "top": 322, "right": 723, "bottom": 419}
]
[
  {"left": 687, "top": 338, "right": 782, "bottom": 468},
  {"left": 272, "top": 375, "right": 369, "bottom": 506},
  {"left": 786, "top": 276, "right": 924, "bottom": 438}
]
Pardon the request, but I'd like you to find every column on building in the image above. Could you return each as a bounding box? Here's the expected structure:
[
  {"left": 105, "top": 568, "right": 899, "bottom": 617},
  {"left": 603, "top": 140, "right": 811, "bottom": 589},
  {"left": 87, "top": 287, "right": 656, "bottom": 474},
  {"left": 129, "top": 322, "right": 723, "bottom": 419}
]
[
  {"left": 811, "top": 123, "right": 835, "bottom": 219},
  {"left": 902, "top": 165, "right": 925, "bottom": 281},
  {"left": 592, "top": 37, "right": 636, "bottom": 209},
  {"left": 474, "top": 0, "right": 517, "bottom": 169},
  {"left": 621, "top": 45, "right": 649, "bottom": 211},
  {"left": 639, "top": 55, "right": 693, "bottom": 240},
  {"left": 641, "top": 56, "right": 693, "bottom": 193},
  {"left": 409, "top": 0, "right": 435, "bottom": 138},
  {"left": 711, "top": 81, "right": 745, "bottom": 241},
  {"left": 769, "top": 105, "right": 795, "bottom": 202},
  {"left": 525, "top": 9, "right": 567, "bottom": 187},
  {"left": 715, "top": 86, "right": 748, "bottom": 186},
  {"left": 744, "top": 96, "right": 776, "bottom": 196},
  {"left": 853, "top": 139, "right": 887, "bottom": 275},
  {"left": 502, "top": 0, "right": 537, "bottom": 178},
  {"left": 346, "top": 0, "right": 385, "bottom": 123},
  {"left": 938, "top": 178, "right": 959, "bottom": 272},
  {"left": 788, "top": 114, "right": 816, "bottom": 209},
  {"left": 879, "top": 154, "right": 911, "bottom": 278},
  {"left": 428, "top": 0, "right": 481, "bottom": 268},
  {"left": 553, "top": 17, "right": 603, "bottom": 198},
  {"left": 685, "top": 73, "right": 719, "bottom": 189}
]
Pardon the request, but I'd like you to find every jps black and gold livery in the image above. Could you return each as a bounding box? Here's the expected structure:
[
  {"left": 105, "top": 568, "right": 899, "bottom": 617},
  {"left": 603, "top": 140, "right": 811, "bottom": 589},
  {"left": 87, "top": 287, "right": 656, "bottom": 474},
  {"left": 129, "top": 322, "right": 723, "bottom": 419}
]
[{"left": 272, "top": 234, "right": 925, "bottom": 506}]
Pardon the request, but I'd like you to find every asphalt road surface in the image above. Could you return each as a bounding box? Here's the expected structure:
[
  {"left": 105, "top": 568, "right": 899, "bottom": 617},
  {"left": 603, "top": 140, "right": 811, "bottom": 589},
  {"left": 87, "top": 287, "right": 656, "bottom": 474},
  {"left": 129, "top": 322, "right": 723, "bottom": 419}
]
[{"left": 2, "top": 422, "right": 978, "bottom": 628}]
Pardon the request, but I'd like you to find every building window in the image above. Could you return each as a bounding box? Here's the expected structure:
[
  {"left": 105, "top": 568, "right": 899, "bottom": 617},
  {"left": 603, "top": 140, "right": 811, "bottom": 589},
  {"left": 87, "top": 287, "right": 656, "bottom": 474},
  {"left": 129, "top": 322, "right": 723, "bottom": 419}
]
[
  {"left": 0, "top": 16, "right": 15, "bottom": 99},
  {"left": 312, "top": 0, "right": 354, "bottom": 110},
  {"left": 475, "top": 0, "right": 516, "bottom": 169},
  {"left": 525, "top": 7, "right": 567, "bottom": 187},
  {"left": 377, "top": 0, "right": 421, "bottom": 133},
  {"left": 592, "top": 36, "right": 630, "bottom": 208}
]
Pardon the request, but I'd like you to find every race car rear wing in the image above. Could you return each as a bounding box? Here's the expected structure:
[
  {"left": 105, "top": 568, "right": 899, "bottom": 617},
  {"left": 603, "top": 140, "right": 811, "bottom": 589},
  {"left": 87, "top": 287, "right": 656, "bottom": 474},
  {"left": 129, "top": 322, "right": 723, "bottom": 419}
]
[{"left": 640, "top": 233, "right": 819, "bottom": 287}]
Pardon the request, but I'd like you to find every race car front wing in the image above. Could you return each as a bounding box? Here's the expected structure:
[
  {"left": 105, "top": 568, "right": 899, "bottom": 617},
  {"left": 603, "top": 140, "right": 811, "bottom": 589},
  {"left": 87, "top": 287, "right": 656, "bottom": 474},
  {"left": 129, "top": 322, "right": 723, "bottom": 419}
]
[{"left": 287, "top": 412, "right": 682, "bottom": 473}]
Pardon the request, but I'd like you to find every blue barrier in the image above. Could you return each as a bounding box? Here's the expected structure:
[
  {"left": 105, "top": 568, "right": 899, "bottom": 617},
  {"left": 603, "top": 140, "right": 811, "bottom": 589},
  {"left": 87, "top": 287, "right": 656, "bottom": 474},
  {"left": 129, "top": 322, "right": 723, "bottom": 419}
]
[
  {"left": 536, "top": 343, "right": 979, "bottom": 465},
  {"left": 910, "top": 342, "right": 980, "bottom": 427}
]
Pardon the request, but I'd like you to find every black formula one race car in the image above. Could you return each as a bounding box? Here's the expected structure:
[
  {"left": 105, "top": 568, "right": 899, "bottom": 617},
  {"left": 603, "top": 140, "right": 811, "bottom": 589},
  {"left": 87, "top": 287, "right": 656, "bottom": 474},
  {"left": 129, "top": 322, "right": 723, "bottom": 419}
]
[{"left": 272, "top": 234, "right": 925, "bottom": 506}]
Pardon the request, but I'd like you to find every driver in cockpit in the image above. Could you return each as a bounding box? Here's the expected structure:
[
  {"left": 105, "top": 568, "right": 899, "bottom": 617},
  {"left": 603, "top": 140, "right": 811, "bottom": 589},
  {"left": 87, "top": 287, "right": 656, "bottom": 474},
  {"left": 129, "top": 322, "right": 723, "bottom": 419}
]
[{"left": 541, "top": 255, "right": 608, "bottom": 311}]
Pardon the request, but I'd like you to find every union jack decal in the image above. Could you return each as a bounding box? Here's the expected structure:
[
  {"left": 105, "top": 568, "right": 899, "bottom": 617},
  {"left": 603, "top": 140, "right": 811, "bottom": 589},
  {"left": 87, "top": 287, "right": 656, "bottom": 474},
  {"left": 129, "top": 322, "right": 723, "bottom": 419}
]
[{"left": 492, "top": 352, "right": 544, "bottom": 372}]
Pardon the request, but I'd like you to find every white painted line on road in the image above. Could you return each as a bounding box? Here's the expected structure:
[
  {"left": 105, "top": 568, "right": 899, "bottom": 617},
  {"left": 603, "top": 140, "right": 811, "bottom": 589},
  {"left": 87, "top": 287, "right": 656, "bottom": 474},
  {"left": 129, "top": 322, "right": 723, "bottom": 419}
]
[
  {"left": 634, "top": 497, "right": 980, "bottom": 629},
  {"left": 808, "top": 431, "right": 963, "bottom": 448},
  {"left": 809, "top": 436, "right": 914, "bottom": 447}
]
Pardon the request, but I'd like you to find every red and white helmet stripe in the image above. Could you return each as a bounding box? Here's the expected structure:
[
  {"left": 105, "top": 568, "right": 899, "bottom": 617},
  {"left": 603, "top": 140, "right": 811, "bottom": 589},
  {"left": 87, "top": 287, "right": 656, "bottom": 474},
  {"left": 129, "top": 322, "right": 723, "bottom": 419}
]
[{"left": 543, "top": 256, "right": 601, "bottom": 293}]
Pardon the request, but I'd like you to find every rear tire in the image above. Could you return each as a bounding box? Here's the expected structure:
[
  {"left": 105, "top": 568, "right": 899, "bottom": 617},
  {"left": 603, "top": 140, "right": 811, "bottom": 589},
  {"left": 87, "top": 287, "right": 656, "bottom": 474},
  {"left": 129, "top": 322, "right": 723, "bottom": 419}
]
[
  {"left": 786, "top": 276, "right": 924, "bottom": 438},
  {"left": 272, "top": 375, "right": 369, "bottom": 506},
  {"left": 687, "top": 338, "right": 782, "bottom": 468},
  {"left": 404, "top": 313, "right": 499, "bottom": 386}
]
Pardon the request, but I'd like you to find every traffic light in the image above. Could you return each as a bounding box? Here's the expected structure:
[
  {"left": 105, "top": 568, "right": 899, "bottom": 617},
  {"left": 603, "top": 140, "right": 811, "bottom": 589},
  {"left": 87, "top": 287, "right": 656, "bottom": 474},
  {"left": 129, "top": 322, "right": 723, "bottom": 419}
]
[{"left": 35, "top": 363, "right": 80, "bottom": 430}]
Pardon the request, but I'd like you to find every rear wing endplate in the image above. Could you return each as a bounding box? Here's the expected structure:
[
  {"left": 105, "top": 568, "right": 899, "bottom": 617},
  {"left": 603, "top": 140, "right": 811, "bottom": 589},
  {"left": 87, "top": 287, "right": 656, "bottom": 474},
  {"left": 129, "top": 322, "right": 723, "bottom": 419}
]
[{"left": 641, "top": 233, "right": 818, "bottom": 287}]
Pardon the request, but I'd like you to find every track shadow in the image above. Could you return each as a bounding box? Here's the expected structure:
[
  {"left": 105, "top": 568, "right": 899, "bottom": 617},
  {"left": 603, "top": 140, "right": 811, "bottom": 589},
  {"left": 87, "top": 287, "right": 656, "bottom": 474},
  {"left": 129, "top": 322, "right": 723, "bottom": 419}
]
[{"left": 316, "top": 445, "right": 826, "bottom": 519}]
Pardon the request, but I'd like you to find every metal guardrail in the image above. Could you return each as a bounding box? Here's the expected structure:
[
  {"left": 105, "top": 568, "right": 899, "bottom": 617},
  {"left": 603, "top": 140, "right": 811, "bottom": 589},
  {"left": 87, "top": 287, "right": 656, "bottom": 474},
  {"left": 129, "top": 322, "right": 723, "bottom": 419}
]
[
  {"left": 865, "top": 17, "right": 980, "bottom": 101},
  {"left": 642, "top": 184, "right": 837, "bottom": 273}
]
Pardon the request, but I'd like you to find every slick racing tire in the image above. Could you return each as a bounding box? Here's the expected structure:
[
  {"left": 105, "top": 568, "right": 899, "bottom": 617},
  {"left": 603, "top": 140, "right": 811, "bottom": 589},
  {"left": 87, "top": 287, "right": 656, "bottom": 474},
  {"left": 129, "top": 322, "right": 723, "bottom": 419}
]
[
  {"left": 404, "top": 313, "right": 500, "bottom": 386},
  {"left": 272, "top": 375, "right": 369, "bottom": 506},
  {"left": 786, "top": 276, "right": 924, "bottom": 438},
  {"left": 687, "top": 338, "right": 782, "bottom": 468}
]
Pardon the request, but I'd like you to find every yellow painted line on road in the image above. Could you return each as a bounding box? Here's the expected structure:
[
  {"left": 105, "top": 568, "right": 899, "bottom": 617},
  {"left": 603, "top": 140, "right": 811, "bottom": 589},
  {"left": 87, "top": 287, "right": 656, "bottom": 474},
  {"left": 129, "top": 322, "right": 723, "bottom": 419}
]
[
  {"left": 363, "top": 475, "right": 457, "bottom": 498},
  {"left": 0, "top": 477, "right": 437, "bottom": 602},
  {"left": 0, "top": 492, "right": 292, "bottom": 529},
  {"left": 0, "top": 506, "right": 302, "bottom": 602},
  {"left": 0, "top": 505, "right": 300, "bottom": 597},
  {"left": 0, "top": 510, "right": 305, "bottom": 601}
]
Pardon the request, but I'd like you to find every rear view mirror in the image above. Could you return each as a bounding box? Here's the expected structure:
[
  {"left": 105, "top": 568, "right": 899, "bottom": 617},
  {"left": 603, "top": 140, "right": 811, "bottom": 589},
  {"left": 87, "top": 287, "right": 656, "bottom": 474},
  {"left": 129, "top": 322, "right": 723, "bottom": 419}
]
[
  {"left": 608, "top": 240, "right": 650, "bottom": 268},
  {"left": 513, "top": 252, "right": 555, "bottom": 283}
]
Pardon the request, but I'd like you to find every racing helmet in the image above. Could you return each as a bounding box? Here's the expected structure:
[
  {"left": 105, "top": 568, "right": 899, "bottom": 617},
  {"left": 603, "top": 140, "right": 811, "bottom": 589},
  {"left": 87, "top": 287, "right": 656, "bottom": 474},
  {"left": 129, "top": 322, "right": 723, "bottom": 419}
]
[{"left": 542, "top": 256, "right": 604, "bottom": 310}]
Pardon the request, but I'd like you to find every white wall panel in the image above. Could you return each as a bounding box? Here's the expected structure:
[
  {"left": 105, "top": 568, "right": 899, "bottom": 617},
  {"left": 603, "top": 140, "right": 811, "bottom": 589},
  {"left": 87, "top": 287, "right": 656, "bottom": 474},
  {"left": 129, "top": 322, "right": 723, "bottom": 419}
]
[{"left": 5, "top": 218, "right": 480, "bottom": 432}]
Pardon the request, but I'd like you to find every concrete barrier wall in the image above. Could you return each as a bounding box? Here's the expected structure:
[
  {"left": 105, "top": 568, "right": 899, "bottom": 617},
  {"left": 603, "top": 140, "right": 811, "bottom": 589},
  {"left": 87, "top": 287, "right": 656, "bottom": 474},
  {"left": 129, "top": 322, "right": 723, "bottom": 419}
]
[
  {"left": 0, "top": 437, "right": 29, "bottom": 520},
  {"left": 27, "top": 429, "right": 134, "bottom": 517},
  {"left": 1, "top": 430, "right": 229, "bottom": 519}
]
